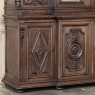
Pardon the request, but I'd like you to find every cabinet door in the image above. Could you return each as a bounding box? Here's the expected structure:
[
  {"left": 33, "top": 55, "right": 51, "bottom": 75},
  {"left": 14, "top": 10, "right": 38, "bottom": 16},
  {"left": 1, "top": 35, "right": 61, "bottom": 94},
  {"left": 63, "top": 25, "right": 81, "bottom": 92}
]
[
  {"left": 58, "top": 21, "right": 94, "bottom": 86},
  {"left": 20, "top": 0, "right": 51, "bottom": 8},
  {"left": 23, "top": 21, "right": 55, "bottom": 86}
]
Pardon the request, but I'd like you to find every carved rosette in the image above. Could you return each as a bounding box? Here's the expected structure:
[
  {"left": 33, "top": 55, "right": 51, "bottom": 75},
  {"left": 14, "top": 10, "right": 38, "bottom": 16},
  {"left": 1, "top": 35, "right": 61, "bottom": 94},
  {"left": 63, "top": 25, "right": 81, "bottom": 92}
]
[
  {"left": 19, "top": 23, "right": 25, "bottom": 47},
  {"left": 68, "top": 42, "right": 82, "bottom": 59},
  {"left": 66, "top": 28, "right": 84, "bottom": 71},
  {"left": 24, "top": 0, "right": 47, "bottom": 6},
  {"left": 35, "top": 42, "right": 45, "bottom": 63}
]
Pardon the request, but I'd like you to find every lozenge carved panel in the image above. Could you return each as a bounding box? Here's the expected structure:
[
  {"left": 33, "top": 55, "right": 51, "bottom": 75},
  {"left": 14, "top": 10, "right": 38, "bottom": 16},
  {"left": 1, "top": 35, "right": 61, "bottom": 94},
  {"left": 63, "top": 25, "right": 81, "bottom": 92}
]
[{"left": 25, "top": 22, "right": 55, "bottom": 83}]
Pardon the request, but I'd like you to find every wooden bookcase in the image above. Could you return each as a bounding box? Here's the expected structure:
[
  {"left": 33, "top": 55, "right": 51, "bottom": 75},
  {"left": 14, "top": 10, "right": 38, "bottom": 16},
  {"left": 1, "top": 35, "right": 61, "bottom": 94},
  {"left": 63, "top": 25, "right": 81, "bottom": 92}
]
[{"left": 2, "top": 0, "right": 95, "bottom": 90}]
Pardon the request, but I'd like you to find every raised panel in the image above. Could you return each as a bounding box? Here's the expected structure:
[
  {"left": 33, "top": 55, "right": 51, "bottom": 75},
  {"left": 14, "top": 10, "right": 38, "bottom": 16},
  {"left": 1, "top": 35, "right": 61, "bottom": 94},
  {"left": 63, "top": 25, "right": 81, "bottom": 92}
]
[
  {"left": 25, "top": 22, "right": 55, "bottom": 83},
  {"left": 58, "top": 21, "right": 94, "bottom": 82},
  {"left": 21, "top": 0, "right": 51, "bottom": 8},
  {"left": 6, "top": 26, "right": 19, "bottom": 81}
]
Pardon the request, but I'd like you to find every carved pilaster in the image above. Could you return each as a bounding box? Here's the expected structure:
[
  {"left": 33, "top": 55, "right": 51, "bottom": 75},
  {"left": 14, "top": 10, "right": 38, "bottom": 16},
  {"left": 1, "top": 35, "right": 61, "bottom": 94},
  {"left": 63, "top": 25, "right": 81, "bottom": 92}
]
[{"left": 19, "top": 23, "right": 25, "bottom": 47}]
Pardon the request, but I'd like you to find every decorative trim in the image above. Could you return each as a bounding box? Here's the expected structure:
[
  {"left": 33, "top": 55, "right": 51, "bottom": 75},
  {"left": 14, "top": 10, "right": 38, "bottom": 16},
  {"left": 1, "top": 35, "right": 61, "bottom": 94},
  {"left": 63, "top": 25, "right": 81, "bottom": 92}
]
[
  {"left": 24, "top": 0, "right": 47, "bottom": 6},
  {"left": 18, "top": 14, "right": 95, "bottom": 19},
  {"left": 19, "top": 23, "right": 25, "bottom": 47},
  {"left": 55, "top": 9, "right": 92, "bottom": 13}
]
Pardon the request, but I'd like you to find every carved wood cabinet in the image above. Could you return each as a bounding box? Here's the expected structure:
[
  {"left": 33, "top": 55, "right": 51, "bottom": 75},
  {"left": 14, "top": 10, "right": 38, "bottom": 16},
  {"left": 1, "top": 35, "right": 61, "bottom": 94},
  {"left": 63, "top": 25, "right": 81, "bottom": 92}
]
[{"left": 2, "top": 0, "right": 95, "bottom": 89}]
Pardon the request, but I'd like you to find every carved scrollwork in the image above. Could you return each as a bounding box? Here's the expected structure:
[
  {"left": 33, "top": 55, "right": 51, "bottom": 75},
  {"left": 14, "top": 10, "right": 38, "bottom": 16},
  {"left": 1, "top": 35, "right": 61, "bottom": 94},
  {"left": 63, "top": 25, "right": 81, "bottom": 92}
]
[
  {"left": 24, "top": 0, "right": 47, "bottom": 6},
  {"left": 66, "top": 28, "right": 84, "bottom": 71},
  {"left": 19, "top": 23, "right": 25, "bottom": 47}
]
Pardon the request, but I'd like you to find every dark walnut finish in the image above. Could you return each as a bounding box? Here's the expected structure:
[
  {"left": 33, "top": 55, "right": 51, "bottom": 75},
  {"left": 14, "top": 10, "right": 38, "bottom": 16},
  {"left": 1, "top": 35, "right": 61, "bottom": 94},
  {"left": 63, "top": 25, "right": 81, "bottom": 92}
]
[{"left": 2, "top": 0, "right": 95, "bottom": 89}]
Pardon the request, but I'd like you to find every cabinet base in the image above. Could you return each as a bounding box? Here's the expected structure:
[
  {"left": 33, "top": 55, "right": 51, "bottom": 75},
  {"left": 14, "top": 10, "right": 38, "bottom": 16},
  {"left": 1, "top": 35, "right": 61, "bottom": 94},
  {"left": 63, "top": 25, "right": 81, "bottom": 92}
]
[
  {"left": 2, "top": 77, "right": 54, "bottom": 90},
  {"left": 2, "top": 77, "right": 95, "bottom": 90}
]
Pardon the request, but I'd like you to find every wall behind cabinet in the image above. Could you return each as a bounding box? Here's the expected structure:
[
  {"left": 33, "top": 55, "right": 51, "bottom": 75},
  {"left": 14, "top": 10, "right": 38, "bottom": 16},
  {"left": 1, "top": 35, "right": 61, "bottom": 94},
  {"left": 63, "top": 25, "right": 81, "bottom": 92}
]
[{"left": 0, "top": 0, "right": 5, "bottom": 84}]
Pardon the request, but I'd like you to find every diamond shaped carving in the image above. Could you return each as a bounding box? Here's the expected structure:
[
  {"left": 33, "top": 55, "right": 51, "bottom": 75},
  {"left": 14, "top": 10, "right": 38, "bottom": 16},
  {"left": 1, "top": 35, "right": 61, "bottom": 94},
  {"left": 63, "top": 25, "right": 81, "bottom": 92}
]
[
  {"left": 35, "top": 40, "right": 45, "bottom": 63},
  {"left": 32, "top": 31, "right": 48, "bottom": 72}
]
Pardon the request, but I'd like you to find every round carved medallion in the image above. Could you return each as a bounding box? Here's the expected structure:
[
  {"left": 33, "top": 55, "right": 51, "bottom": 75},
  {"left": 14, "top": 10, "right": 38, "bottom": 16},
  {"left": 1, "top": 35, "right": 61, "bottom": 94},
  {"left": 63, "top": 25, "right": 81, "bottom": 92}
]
[{"left": 68, "top": 42, "right": 82, "bottom": 58}]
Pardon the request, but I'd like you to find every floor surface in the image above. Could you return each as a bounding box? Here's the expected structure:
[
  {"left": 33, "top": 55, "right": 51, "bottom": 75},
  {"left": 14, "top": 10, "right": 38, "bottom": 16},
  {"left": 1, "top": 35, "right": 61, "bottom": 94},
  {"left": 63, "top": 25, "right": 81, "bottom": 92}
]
[{"left": 0, "top": 84, "right": 95, "bottom": 95}]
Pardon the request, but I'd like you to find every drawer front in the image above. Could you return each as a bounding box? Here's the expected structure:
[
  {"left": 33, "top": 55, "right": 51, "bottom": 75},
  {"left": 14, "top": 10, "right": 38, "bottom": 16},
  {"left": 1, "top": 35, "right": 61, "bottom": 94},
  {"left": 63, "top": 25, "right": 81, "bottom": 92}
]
[
  {"left": 21, "top": 0, "right": 51, "bottom": 8},
  {"left": 58, "top": 21, "right": 94, "bottom": 82}
]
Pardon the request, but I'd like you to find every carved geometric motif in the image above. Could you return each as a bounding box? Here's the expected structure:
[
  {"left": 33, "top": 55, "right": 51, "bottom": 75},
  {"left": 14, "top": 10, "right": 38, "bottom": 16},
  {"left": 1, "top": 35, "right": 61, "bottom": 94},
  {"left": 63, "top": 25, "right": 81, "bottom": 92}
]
[
  {"left": 35, "top": 38, "right": 46, "bottom": 63},
  {"left": 66, "top": 28, "right": 84, "bottom": 71},
  {"left": 30, "top": 30, "right": 48, "bottom": 75}
]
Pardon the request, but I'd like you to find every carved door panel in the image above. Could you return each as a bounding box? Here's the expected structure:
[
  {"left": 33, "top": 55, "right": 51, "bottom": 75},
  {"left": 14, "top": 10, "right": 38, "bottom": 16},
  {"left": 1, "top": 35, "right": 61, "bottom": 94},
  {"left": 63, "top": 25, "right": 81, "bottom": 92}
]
[
  {"left": 20, "top": 0, "right": 51, "bottom": 8},
  {"left": 58, "top": 21, "right": 94, "bottom": 85},
  {"left": 24, "top": 21, "right": 55, "bottom": 85}
]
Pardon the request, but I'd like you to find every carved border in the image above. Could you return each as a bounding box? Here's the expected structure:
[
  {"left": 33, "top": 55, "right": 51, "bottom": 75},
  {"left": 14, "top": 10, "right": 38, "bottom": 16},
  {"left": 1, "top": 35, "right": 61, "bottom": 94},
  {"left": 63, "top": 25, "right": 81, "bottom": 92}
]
[
  {"left": 54, "top": 8, "right": 92, "bottom": 13},
  {"left": 18, "top": 14, "right": 95, "bottom": 19}
]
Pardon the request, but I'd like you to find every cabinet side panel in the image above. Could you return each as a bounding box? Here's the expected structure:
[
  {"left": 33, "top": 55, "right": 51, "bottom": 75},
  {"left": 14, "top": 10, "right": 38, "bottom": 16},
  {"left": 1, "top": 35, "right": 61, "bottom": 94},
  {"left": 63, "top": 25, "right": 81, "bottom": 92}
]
[{"left": 6, "top": 26, "right": 19, "bottom": 81}]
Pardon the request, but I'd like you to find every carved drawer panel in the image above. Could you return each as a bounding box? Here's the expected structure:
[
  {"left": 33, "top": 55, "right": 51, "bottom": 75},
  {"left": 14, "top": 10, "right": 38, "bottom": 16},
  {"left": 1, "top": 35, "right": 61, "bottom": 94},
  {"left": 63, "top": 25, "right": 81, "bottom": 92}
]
[
  {"left": 20, "top": 0, "right": 51, "bottom": 8},
  {"left": 58, "top": 21, "right": 94, "bottom": 81}
]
